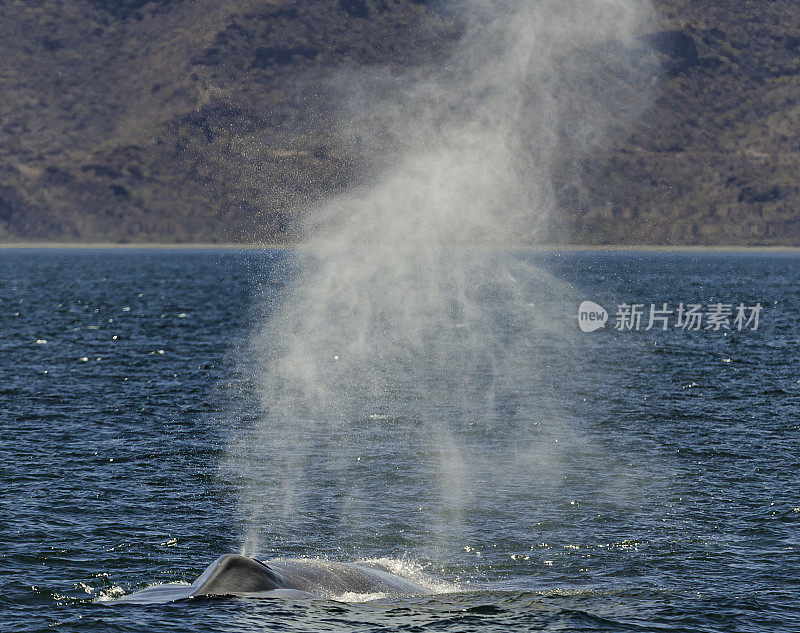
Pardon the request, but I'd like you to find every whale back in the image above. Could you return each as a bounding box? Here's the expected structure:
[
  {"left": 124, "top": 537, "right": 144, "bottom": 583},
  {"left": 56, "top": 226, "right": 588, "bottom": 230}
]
[
  {"left": 264, "top": 558, "right": 430, "bottom": 596},
  {"left": 112, "top": 554, "right": 432, "bottom": 604},
  {"left": 112, "top": 555, "right": 284, "bottom": 604},
  {"left": 192, "top": 554, "right": 284, "bottom": 595}
]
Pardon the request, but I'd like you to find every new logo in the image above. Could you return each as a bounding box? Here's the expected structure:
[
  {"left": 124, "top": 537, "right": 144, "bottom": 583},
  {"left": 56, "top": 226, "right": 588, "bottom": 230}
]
[{"left": 578, "top": 301, "right": 608, "bottom": 333}]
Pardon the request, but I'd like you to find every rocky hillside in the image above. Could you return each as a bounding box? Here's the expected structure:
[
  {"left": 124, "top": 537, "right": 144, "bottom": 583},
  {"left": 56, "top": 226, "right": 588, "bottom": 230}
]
[
  {"left": 565, "top": 0, "right": 800, "bottom": 245},
  {"left": 0, "top": 0, "right": 798, "bottom": 245}
]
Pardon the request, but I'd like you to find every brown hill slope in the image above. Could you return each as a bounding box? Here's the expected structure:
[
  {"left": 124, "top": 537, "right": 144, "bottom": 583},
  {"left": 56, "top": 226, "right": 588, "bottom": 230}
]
[
  {"left": 564, "top": 0, "right": 800, "bottom": 244},
  {"left": 0, "top": 0, "right": 798, "bottom": 245}
]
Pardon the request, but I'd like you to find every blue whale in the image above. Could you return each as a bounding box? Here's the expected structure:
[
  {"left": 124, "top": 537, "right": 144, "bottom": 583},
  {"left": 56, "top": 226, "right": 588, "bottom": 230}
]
[{"left": 113, "top": 554, "right": 434, "bottom": 603}]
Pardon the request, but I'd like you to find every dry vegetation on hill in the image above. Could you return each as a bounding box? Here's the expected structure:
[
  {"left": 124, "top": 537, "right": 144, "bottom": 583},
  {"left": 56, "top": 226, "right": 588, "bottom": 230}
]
[{"left": 0, "top": 0, "right": 798, "bottom": 244}]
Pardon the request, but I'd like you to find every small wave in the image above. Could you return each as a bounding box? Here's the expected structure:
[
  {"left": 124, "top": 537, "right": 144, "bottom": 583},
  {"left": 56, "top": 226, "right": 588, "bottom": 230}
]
[
  {"left": 95, "top": 581, "right": 191, "bottom": 603},
  {"left": 361, "top": 557, "right": 463, "bottom": 594},
  {"left": 329, "top": 591, "right": 389, "bottom": 602},
  {"left": 92, "top": 585, "right": 129, "bottom": 603}
]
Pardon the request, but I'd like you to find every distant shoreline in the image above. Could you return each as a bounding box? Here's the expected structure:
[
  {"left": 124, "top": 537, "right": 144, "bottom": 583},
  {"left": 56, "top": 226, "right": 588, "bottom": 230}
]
[
  {"left": 2, "top": 242, "right": 800, "bottom": 253},
  {"left": 0, "top": 242, "right": 293, "bottom": 250}
]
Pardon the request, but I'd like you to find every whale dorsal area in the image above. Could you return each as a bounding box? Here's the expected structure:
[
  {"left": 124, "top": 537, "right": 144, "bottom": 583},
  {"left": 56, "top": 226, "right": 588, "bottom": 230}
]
[
  {"left": 192, "top": 554, "right": 284, "bottom": 596},
  {"left": 112, "top": 554, "right": 433, "bottom": 604}
]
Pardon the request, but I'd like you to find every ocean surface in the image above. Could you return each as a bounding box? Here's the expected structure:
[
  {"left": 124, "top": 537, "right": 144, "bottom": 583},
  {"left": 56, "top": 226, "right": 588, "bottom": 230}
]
[{"left": 1, "top": 249, "right": 798, "bottom": 632}]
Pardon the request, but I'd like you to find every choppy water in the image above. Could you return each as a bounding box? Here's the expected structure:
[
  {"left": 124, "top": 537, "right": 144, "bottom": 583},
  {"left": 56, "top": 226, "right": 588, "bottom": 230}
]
[{"left": 1, "top": 249, "right": 799, "bottom": 632}]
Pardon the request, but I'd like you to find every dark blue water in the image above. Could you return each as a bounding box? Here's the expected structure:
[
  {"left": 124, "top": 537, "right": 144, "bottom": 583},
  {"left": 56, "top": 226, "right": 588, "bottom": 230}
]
[{"left": 2, "top": 249, "right": 799, "bottom": 632}]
